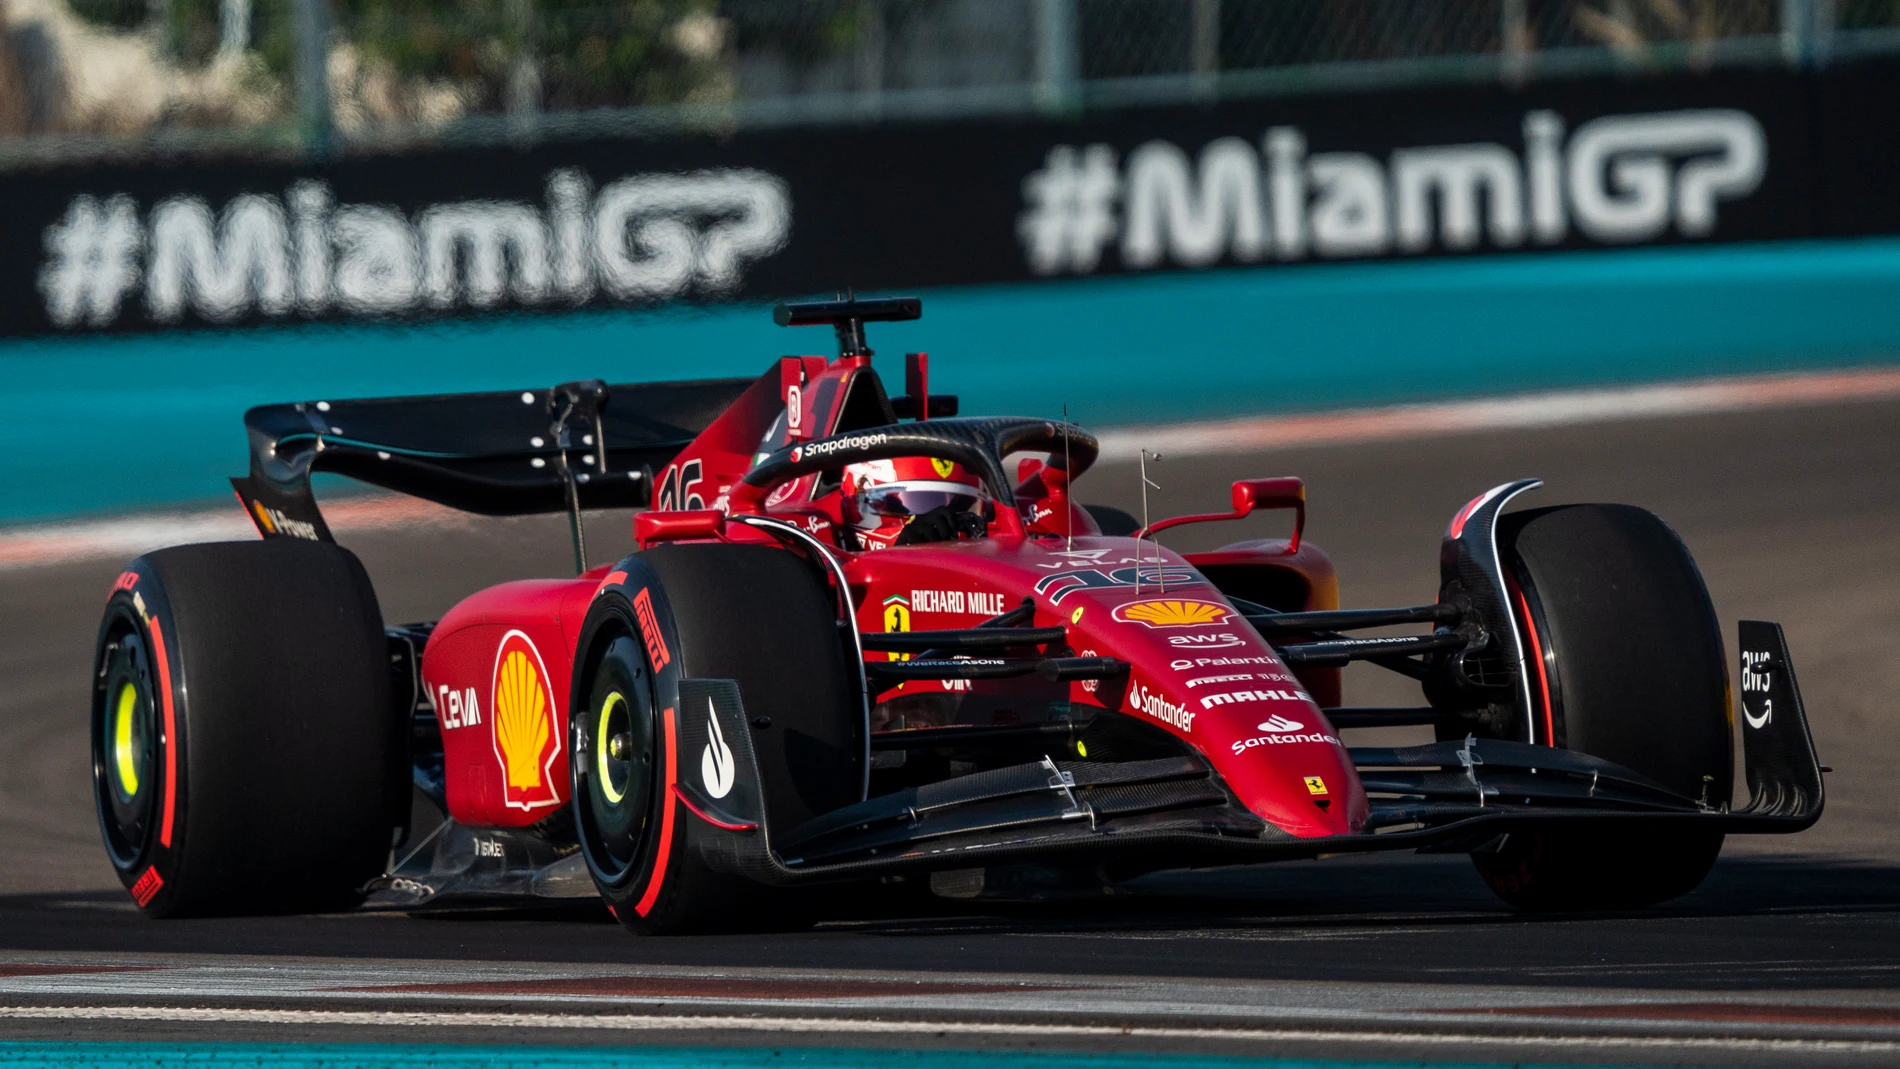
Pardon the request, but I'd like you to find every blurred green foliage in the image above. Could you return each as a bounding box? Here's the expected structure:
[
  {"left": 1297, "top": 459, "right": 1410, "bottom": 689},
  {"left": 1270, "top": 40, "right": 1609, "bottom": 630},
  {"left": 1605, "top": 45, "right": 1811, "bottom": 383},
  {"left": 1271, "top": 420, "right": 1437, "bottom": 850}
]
[
  {"left": 55, "top": 0, "right": 877, "bottom": 111},
  {"left": 54, "top": 0, "right": 1900, "bottom": 119}
]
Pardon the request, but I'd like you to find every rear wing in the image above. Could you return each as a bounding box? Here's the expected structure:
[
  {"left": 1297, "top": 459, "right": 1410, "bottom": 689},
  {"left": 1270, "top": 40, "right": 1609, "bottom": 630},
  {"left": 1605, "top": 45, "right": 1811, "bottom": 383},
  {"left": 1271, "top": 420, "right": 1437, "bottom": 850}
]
[{"left": 232, "top": 376, "right": 754, "bottom": 541}]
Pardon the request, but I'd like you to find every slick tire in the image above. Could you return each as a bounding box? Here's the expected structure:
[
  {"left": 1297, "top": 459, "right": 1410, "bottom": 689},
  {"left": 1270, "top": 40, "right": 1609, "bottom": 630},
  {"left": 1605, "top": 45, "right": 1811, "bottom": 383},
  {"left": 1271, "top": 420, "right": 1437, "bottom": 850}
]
[
  {"left": 1083, "top": 504, "right": 1141, "bottom": 537},
  {"left": 571, "top": 543, "right": 859, "bottom": 935},
  {"left": 1470, "top": 504, "right": 1730, "bottom": 911},
  {"left": 93, "top": 540, "right": 398, "bottom": 917}
]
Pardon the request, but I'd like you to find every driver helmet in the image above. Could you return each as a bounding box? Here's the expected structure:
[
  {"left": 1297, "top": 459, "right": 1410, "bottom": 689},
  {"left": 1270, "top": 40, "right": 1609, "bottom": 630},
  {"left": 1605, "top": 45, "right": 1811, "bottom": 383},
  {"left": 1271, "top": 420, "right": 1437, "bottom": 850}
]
[{"left": 842, "top": 456, "right": 986, "bottom": 549}]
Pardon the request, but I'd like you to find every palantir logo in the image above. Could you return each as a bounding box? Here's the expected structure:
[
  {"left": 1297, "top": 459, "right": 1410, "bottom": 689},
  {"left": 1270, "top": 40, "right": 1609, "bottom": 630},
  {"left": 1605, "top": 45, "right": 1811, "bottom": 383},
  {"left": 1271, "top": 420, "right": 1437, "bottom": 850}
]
[
  {"left": 1019, "top": 108, "right": 1766, "bottom": 274},
  {"left": 700, "top": 699, "right": 735, "bottom": 799}
]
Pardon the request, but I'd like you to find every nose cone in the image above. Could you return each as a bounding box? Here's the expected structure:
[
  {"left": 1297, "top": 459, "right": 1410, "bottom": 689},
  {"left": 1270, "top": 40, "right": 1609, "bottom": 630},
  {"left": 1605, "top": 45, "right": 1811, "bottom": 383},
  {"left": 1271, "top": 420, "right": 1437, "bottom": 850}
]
[
  {"left": 1218, "top": 728, "right": 1366, "bottom": 838},
  {"left": 1132, "top": 672, "right": 1369, "bottom": 838}
]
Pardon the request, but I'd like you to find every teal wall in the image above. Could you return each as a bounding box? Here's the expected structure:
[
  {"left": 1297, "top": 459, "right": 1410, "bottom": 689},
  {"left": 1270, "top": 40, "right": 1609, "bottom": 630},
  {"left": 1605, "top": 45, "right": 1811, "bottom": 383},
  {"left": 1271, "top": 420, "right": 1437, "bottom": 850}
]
[{"left": 6, "top": 236, "right": 1900, "bottom": 523}]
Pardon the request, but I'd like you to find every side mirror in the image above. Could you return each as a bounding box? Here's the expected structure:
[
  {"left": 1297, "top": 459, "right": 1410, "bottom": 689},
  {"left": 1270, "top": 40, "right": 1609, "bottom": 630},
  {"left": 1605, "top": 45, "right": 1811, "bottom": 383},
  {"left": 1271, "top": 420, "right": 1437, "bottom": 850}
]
[
  {"left": 1233, "top": 477, "right": 1305, "bottom": 553},
  {"left": 636, "top": 509, "right": 725, "bottom": 549},
  {"left": 1232, "top": 476, "right": 1304, "bottom": 515},
  {"left": 1136, "top": 476, "right": 1306, "bottom": 552}
]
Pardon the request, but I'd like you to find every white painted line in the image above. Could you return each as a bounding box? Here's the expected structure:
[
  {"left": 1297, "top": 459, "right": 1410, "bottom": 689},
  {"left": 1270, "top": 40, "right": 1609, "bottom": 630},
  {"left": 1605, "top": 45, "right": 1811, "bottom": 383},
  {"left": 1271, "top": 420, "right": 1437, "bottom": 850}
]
[
  {"left": 1094, "top": 365, "right": 1900, "bottom": 462},
  {"left": 1, "top": 1005, "right": 1897, "bottom": 1054},
  {"left": 5, "top": 365, "right": 1899, "bottom": 570},
  {"left": 0, "top": 494, "right": 465, "bottom": 571}
]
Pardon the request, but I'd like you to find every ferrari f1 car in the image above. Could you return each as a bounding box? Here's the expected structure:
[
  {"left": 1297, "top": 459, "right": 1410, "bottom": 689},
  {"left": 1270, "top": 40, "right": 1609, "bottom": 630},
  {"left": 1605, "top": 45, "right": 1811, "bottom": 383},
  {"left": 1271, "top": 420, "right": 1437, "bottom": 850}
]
[{"left": 92, "top": 296, "right": 1823, "bottom": 930}]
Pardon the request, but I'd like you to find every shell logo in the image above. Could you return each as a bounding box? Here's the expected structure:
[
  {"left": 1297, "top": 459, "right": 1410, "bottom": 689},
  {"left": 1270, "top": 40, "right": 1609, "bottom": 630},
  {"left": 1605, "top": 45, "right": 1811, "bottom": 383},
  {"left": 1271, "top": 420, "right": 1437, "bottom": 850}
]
[
  {"left": 1112, "top": 599, "right": 1234, "bottom": 629},
  {"left": 490, "top": 629, "right": 563, "bottom": 810}
]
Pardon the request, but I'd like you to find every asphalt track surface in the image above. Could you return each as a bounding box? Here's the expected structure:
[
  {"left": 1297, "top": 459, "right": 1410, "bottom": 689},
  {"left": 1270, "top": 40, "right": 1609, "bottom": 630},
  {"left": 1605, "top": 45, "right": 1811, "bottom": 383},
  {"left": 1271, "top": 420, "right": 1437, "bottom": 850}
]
[{"left": 3, "top": 395, "right": 1899, "bottom": 1065}]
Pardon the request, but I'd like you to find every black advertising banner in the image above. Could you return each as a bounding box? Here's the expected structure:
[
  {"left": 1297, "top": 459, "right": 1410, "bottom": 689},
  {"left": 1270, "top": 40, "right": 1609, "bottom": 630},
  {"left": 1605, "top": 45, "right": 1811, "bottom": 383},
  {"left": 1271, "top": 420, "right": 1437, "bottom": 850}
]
[
  {"left": 1809, "top": 57, "right": 1900, "bottom": 239},
  {"left": 4, "top": 56, "right": 1890, "bottom": 339}
]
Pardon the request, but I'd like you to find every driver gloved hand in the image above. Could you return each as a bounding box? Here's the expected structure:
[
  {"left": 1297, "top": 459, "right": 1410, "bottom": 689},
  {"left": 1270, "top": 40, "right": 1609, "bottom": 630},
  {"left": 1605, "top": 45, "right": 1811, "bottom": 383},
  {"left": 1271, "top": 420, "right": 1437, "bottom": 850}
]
[{"left": 896, "top": 505, "right": 982, "bottom": 546}]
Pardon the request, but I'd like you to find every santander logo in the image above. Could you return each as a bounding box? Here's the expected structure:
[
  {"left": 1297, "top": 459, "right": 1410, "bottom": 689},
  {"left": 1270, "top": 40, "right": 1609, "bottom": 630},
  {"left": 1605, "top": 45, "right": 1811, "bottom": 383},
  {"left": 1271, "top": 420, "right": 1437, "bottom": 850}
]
[{"left": 1257, "top": 714, "right": 1305, "bottom": 733}]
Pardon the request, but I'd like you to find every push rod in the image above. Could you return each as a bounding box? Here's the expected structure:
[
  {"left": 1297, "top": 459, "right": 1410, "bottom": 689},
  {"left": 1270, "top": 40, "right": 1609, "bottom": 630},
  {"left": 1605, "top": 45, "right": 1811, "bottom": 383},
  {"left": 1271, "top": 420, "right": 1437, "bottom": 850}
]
[
  {"left": 871, "top": 720, "right": 1091, "bottom": 751},
  {"left": 1245, "top": 603, "right": 1460, "bottom": 635},
  {"left": 1275, "top": 632, "right": 1467, "bottom": 667},
  {"left": 859, "top": 626, "right": 1067, "bottom": 652}
]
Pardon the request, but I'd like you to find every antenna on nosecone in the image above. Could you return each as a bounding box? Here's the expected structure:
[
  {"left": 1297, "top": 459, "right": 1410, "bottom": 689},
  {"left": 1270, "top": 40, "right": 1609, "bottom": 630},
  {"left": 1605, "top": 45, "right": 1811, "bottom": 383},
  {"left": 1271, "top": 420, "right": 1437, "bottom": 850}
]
[
  {"left": 1062, "top": 403, "right": 1073, "bottom": 553},
  {"left": 1139, "top": 448, "right": 1163, "bottom": 597}
]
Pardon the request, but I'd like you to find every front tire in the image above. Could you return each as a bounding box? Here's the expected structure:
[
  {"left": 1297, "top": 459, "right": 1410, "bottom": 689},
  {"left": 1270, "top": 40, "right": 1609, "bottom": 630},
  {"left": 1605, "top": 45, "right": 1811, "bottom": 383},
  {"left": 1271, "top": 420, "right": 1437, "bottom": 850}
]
[
  {"left": 572, "top": 543, "right": 860, "bottom": 934},
  {"left": 93, "top": 540, "right": 398, "bottom": 916},
  {"left": 1471, "top": 504, "right": 1730, "bottom": 910}
]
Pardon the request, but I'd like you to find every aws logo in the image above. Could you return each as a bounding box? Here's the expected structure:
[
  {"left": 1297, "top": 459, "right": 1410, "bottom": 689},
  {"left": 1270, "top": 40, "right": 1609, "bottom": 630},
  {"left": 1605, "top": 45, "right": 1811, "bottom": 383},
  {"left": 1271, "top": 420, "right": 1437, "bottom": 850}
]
[{"left": 491, "top": 630, "right": 563, "bottom": 811}]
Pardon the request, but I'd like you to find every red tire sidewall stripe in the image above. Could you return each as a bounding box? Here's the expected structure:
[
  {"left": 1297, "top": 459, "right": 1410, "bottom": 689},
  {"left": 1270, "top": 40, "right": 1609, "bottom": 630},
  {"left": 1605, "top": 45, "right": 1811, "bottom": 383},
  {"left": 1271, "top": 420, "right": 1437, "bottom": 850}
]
[
  {"left": 1506, "top": 573, "right": 1555, "bottom": 747},
  {"left": 148, "top": 616, "right": 179, "bottom": 849},
  {"left": 633, "top": 705, "right": 678, "bottom": 917}
]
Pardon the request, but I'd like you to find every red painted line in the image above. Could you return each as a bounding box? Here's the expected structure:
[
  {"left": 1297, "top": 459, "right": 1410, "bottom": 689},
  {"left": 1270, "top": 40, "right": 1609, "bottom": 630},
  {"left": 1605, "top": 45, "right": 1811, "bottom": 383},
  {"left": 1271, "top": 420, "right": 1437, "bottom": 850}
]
[
  {"left": 335, "top": 977, "right": 1064, "bottom": 999},
  {"left": 0, "top": 965, "right": 161, "bottom": 978},
  {"left": 0, "top": 493, "right": 461, "bottom": 570},
  {"left": 1098, "top": 365, "right": 1900, "bottom": 461},
  {"left": 1434, "top": 1002, "right": 1900, "bottom": 1027},
  {"left": 148, "top": 617, "right": 178, "bottom": 849},
  {"left": 633, "top": 706, "right": 677, "bottom": 918},
  {"left": 670, "top": 785, "right": 758, "bottom": 832}
]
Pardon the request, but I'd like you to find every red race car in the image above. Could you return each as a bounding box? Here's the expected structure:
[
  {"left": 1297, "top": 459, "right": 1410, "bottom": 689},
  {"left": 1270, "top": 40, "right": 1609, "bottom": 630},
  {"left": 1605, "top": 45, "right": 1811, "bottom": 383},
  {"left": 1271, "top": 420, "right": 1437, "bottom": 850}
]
[{"left": 92, "top": 297, "right": 1823, "bottom": 931}]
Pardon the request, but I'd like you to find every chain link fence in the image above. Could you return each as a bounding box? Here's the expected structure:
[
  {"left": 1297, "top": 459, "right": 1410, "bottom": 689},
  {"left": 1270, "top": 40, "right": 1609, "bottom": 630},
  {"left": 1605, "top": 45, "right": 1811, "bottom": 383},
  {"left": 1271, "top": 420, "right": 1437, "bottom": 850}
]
[{"left": 2, "top": 0, "right": 1896, "bottom": 164}]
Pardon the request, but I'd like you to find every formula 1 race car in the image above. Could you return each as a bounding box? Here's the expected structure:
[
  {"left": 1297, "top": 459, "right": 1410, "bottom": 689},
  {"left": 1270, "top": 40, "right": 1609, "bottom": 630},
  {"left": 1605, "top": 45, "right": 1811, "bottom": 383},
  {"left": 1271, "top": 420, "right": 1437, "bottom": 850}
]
[{"left": 92, "top": 297, "right": 1823, "bottom": 931}]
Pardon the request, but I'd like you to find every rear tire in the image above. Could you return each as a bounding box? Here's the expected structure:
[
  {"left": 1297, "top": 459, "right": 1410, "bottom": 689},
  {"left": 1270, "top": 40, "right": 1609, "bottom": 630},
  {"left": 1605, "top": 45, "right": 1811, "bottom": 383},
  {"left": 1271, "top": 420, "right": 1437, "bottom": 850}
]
[
  {"left": 1083, "top": 504, "right": 1140, "bottom": 536},
  {"left": 572, "top": 543, "right": 860, "bottom": 934},
  {"left": 93, "top": 540, "right": 398, "bottom": 916},
  {"left": 1471, "top": 504, "right": 1730, "bottom": 911}
]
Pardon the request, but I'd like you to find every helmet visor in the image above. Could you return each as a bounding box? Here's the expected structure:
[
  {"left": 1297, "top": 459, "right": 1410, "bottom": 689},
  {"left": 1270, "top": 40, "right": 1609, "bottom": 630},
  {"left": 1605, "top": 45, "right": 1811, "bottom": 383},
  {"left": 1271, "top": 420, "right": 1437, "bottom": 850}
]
[{"left": 861, "top": 480, "right": 982, "bottom": 519}]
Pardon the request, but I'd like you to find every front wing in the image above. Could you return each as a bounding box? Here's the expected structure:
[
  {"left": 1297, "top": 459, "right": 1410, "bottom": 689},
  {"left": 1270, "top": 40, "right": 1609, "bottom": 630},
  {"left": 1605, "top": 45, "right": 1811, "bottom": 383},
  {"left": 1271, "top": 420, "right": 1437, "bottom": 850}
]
[
  {"left": 677, "top": 620, "right": 1822, "bottom": 885},
  {"left": 362, "top": 620, "right": 1820, "bottom": 908}
]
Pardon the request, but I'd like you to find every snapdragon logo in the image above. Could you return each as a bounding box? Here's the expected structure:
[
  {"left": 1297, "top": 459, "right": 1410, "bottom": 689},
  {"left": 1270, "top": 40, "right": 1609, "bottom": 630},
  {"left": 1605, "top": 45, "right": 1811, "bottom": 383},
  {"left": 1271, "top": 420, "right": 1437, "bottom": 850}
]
[
  {"left": 39, "top": 168, "right": 791, "bottom": 329},
  {"left": 1020, "top": 109, "right": 1765, "bottom": 274},
  {"left": 789, "top": 432, "right": 891, "bottom": 463}
]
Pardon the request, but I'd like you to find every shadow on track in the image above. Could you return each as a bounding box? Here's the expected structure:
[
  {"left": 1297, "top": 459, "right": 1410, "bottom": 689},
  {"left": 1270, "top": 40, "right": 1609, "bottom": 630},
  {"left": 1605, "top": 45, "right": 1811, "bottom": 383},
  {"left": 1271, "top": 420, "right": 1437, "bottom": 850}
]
[{"left": 5, "top": 853, "right": 1898, "bottom": 990}]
